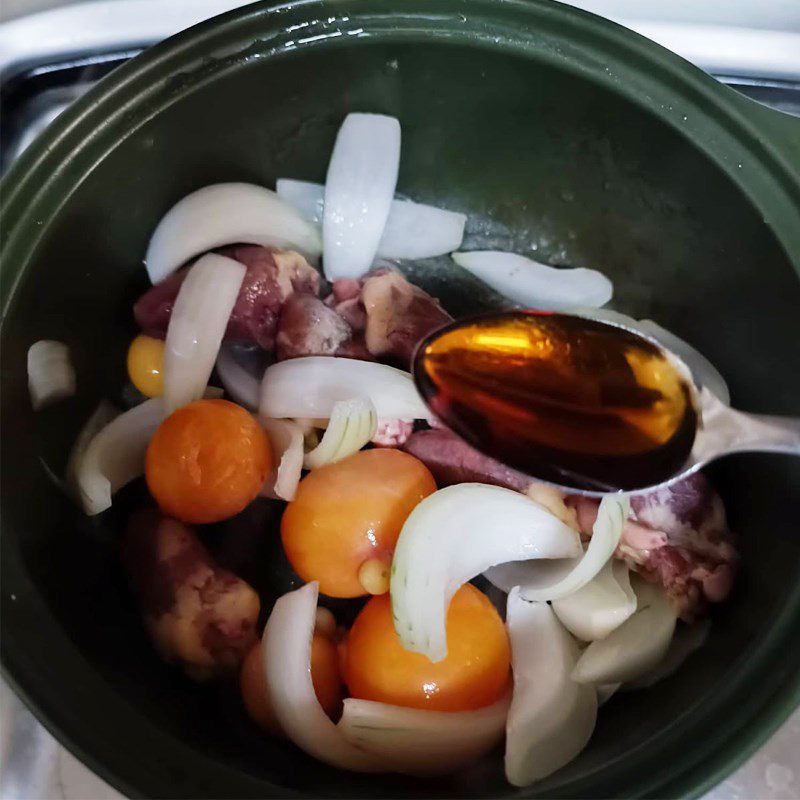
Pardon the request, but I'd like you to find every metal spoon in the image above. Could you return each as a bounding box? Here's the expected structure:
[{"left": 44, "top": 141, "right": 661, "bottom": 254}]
[{"left": 412, "top": 311, "right": 800, "bottom": 496}]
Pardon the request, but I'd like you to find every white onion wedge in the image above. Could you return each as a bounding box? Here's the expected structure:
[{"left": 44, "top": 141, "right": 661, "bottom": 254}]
[
  {"left": 27, "top": 340, "right": 76, "bottom": 410},
  {"left": 216, "top": 344, "right": 261, "bottom": 410},
  {"left": 596, "top": 683, "right": 620, "bottom": 705},
  {"left": 452, "top": 251, "right": 613, "bottom": 310},
  {"left": 625, "top": 619, "right": 710, "bottom": 690},
  {"left": 505, "top": 591, "right": 597, "bottom": 787},
  {"left": 74, "top": 388, "right": 222, "bottom": 515},
  {"left": 278, "top": 178, "right": 466, "bottom": 260},
  {"left": 572, "top": 576, "right": 677, "bottom": 685},
  {"left": 323, "top": 113, "right": 401, "bottom": 280},
  {"left": 144, "top": 183, "right": 322, "bottom": 284},
  {"left": 518, "top": 496, "right": 629, "bottom": 603},
  {"left": 163, "top": 254, "right": 245, "bottom": 415},
  {"left": 552, "top": 560, "right": 637, "bottom": 641},
  {"left": 303, "top": 398, "right": 377, "bottom": 469},
  {"left": 575, "top": 309, "right": 730, "bottom": 405},
  {"left": 260, "top": 357, "right": 428, "bottom": 420},
  {"left": 376, "top": 199, "right": 466, "bottom": 260},
  {"left": 390, "top": 484, "right": 582, "bottom": 662},
  {"left": 338, "top": 695, "right": 509, "bottom": 776},
  {"left": 262, "top": 582, "right": 380, "bottom": 772},
  {"left": 276, "top": 178, "right": 325, "bottom": 225},
  {"left": 259, "top": 417, "right": 304, "bottom": 502},
  {"left": 76, "top": 396, "right": 166, "bottom": 515},
  {"left": 66, "top": 400, "right": 119, "bottom": 496}
]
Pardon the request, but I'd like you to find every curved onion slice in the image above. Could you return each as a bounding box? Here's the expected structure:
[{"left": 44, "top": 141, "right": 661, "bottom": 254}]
[
  {"left": 66, "top": 401, "right": 119, "bottom": 494},
  {"left": 216, "top": 344, "right": 261, "bottom": 410},
  {"left": 323, "top": 114, "right": 401, "bottom": 280},
  {"left": 278, "top": 178, "right": 466, "bottom": 260},
  {"left": 552, "top": 560, "right": 637, "bottom": 641},
  {"left": 596, "top": 683, "right": 620, "bottom": 705},
  {"left": 260, "top": 357, "right": 428, "bottom": 421},
  {"left": 27, "top": 340, "right": 76, "bottom": 410},
  {"left": 505, "top": 590, "right": 597, "bottom": 787},
  {"left": 74, "top": 388, "right": 222, "bottom": 515},
  {"left": 518, "top": 496, "right": 629, "bottom": 603},
  {"left": 625, "top": 619, "right": 710, "bottom": 690},
  {"left": 144, "top": 183, "right": 322, "bottom": 284},
  {"left": 452, "top": 251, "right": 613, "bottom": 310},
  {"left": 259, "top": 417, "right": 304, "bottom": 502},
  {"left": 276, "top": 178, "right": 325, "bottom": 225},
  {"left": 390, "top": 484, "right": 582, "bottom": 662},
  {"left": 303, "top": 398, "right": 377, "bottom": 469},
  {"left": 576, "top": 308, "right": 730, "bottom": 405},
  {"left": 76, "top": 396, "right": 166, "bottom": 514},
  {"left": 163, "top": 254, "right": 245, "bottom": 415},
  {"left": 572, "top": 576, "right": 677, "bottom": 685},
  {"left": 338, "top": 695, "right": 509, "bottom": 777},
  {"left": 262, "top": 582, "right": 380, "bottom": 772}
]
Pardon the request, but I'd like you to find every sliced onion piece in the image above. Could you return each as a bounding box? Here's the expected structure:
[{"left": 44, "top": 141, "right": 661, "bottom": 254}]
[
  {"left": 216, "top": 343, "right": 261, "bottom": 410},
  {"left": 625, "top": 619, "right": 710, "bottom": 690},
  {"left": 505, "top": 590, "right": 597, "bottom": 787},
  {"left": 278, "top": 178, "right": 466, "bottom": 260},
  {"left": 376, "top": 199, "right": 466, "bottom": 260},
  {"left": 596, "top": 683, "right": 620, "bottom": 705},
  {"left": 145, "top": 183, "right": 322, "bottom": 284},
  {"left": 552, "top": 560, "right": 637, "bottom": 641},
  {"left": 262, "top": 582, "right": 380, "bottom": 772},
  {"left": 338, "top": 694, "right": 509, "bottom": 777},
  {"left": 518, "top": 496, "right": 629, "bottom": 603},
  {"left": 452, "top": 251, "right": 613, "bottom": 310},
  {"left": 303, "top": 398, "right": 377, "bottom": 469},
  {"left": 323, "top": 114, "right": 401, "bottom": 280},
  {"left": 572, "top": 576, "right": 677, "bottom": 685},
  {"left": 259, "top": 417, "right": 304, "bottom": 502},
  {"left": 163, "top": 254, "right": 245, "bottom": 415},
  {"left": 390, "top": 484, "right": 582, "bottom": 662},
  {"left": 27, "top": 340, "right": 76, "bottom": 410},
  {"left": 75, "top": 396, "right": 167, "bottom": 515},
  {"left": 276, "top": 178, "right": 325, "bottom": 225},
  {"left": 260, "top": 356, "right": 428, "bottom": 420},
  {"left": 66, "top": 400, "right": 119, "bottom": 495}
]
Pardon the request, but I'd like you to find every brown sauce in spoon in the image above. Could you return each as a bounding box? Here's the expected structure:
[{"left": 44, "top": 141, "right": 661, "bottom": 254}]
[{"left": 413, "top": 312, "right": 697, "bottom": 491}]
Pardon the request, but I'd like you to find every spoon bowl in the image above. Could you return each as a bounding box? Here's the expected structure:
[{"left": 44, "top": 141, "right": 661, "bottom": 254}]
[{"left": 413, "top": 311, "right": 800, "bottom": 495}]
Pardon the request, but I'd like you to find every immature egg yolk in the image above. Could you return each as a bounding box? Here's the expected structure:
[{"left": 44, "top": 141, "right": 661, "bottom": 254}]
[
  {"left": 146, "top": 399, "right": 271, "bottom": 524},
  {"left": 344, "top": 584, "right": 510, "bottom": 712},
  {"left": 241, "top": 633, "right": 343, "bottom": 735},
  {"left": 127, "top": 334, "right": 165, "bottom": 397},
  {"left": 281, "top": 449, "right": 436, "bottom": 598}
]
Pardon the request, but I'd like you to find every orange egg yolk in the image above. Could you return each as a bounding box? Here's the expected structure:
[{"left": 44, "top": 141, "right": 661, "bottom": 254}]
[
  {"left": 146, "top": 399, "right": 271, "bottom": 524},
  {"left": 241, "top": 633, "right": 343, "bottom": 735},
  {"left": 344, "top": 583, "right": 511, "bottom": 712},
  {"left": 281, "top": 449, "right": 436, "bottom": 598}
]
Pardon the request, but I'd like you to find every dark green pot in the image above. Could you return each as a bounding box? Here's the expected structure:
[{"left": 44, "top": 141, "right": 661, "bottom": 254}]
[{"left": 2, "top": 1, "right": 799, "bottom": 797}]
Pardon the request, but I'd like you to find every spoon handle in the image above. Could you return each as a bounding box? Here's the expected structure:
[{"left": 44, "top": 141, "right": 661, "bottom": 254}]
[{"left": 695, "top": 389, "right": 800, "bottom": 461}]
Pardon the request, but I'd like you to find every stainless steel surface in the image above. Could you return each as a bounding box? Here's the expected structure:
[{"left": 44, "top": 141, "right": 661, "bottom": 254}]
[{"left": 1, "top": 2, "right": 799, "bottom": 798}]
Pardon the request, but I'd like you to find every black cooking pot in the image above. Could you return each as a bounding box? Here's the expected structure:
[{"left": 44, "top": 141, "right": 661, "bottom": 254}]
[{"left": 2, "top": 1, "right": 799, "bottom": 797}]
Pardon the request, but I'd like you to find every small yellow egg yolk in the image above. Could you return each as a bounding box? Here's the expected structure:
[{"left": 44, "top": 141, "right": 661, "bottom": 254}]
[{"left": 127, "top": 334, "right": 165, "bottom": 397}]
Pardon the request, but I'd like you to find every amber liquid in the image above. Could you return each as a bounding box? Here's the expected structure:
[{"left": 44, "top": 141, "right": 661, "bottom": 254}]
[{"left": 414, "top": 312, "right": 697, "bottom": 491}]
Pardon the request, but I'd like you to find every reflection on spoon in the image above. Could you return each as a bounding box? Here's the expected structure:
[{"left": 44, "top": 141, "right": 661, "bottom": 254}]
[{"left": 412, "top": 311, "right": 800, "bottom": 495}]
